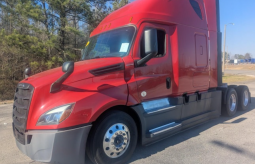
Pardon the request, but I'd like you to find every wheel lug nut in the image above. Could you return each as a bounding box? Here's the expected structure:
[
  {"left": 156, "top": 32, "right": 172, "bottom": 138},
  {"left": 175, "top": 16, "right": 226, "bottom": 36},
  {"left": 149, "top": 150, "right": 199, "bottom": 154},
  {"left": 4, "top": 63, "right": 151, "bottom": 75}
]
[
  {"left": 119, "top": 131, "right": 122, "bottom": 134},
  {"left": 115, "top": 132, "right": 118, "bottom": 135}
]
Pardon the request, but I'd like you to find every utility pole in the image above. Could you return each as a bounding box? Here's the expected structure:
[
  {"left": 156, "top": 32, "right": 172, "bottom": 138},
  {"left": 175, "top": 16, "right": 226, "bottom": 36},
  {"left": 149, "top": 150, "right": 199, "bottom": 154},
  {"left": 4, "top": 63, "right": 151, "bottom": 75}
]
[
  {"left": 226, "top": 46, "right": 228, "bottom": 69},
  {"left": 223, "top": 23, "right": 234, "bottom": 73}
]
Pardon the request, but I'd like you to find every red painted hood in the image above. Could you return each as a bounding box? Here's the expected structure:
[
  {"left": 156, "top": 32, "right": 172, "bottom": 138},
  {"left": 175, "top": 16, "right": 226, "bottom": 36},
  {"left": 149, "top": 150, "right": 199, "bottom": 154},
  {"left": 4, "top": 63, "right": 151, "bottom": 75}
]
[{"left": 21, "top": 57, "right": 124, "bottom": 88}]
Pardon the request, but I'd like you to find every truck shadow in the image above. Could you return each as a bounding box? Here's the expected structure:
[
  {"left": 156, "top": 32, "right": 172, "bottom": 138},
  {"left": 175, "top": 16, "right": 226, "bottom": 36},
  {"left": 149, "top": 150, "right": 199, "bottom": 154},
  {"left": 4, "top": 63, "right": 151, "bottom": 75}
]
[
  {"left": 210, "top": 140, "right": 255, "bottom": 161},
  {"left": 85, "top": 97, "right": 255, "bottom": 164}
]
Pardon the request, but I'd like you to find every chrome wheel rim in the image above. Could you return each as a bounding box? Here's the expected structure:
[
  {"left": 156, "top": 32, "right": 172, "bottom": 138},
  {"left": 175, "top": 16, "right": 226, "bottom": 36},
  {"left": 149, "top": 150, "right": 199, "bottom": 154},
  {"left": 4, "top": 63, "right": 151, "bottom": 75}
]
[
  {"left": 243, "top": 90, "right": 249, "bottom": 106},
  {"left": 229, "top": 94, "right": 237, "bottom": 112},
  {"left": 103, "top": 123, "right": 130, "bottom": 158}
]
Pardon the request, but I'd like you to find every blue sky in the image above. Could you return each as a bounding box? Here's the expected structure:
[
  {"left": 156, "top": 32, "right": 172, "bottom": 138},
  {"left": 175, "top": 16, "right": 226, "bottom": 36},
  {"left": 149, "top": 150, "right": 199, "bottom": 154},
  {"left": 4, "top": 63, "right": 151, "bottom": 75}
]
[
  {"left": 129, "top": 0, "right": 255, "bottom": 57},
  {"left": 220, "top": 0, "right": 255, "bottom": 57}
]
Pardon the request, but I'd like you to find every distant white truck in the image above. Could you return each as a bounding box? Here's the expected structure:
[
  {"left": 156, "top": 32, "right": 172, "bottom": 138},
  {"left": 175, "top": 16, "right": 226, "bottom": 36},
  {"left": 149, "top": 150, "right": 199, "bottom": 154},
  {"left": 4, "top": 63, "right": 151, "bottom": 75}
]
[{"left": 234, "top": 59, "right": 239, "bottom": 65}]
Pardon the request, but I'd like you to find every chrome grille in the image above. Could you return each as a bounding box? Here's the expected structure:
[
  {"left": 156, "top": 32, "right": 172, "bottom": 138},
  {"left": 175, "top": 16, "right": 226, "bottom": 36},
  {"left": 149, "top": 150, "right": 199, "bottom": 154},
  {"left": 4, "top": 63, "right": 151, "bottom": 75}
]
[{"left": 12, "top": 83, "right": 34, "bottom": 145}]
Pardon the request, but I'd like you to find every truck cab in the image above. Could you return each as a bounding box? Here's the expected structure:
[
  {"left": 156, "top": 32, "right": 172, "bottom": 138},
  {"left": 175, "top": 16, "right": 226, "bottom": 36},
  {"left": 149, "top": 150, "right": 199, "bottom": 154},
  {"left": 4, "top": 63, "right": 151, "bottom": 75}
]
[{"left": 13, "top": 0, "right": 251, "bottom": 164}]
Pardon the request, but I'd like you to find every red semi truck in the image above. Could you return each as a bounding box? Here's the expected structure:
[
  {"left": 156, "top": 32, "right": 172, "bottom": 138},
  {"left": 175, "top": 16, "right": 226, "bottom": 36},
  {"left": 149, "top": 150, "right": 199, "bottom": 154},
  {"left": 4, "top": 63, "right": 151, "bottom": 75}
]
[{"left": 13, "top": 0, "right": 251, "bottom": 164}]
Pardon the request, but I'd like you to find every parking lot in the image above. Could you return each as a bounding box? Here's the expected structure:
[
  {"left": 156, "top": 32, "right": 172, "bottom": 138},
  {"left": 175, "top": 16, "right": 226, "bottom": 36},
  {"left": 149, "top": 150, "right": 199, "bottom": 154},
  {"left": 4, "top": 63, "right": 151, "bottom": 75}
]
[{"left": 1, "top": 70, "right": 255, "bottom": 164}]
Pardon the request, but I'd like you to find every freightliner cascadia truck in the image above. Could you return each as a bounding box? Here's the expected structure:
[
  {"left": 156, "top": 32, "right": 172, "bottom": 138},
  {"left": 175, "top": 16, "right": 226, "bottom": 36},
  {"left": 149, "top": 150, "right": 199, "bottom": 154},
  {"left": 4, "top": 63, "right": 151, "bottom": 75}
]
[{"left": 13, "top": 0, "right": 251, "bottom": 163}]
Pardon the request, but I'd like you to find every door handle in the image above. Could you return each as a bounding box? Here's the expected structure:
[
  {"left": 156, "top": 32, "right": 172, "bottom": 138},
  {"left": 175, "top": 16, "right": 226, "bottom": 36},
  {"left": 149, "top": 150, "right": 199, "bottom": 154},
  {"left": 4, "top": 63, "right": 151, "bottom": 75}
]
[{"left": 166, "top": 77, "right": 171, "bottom": 89}]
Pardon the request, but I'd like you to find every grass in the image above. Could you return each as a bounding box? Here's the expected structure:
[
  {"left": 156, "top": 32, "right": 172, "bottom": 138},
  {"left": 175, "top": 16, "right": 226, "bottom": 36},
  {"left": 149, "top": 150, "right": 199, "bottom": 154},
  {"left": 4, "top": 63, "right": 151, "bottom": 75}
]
[
  {"left": 0, "top": 100, "right": 13, "bottom": 105},
  {"left": 226, "top": 64, "right": 255, "bottom": 70},
  {"left": 223, "top": 74, "right": 255, "bottom": 83}
]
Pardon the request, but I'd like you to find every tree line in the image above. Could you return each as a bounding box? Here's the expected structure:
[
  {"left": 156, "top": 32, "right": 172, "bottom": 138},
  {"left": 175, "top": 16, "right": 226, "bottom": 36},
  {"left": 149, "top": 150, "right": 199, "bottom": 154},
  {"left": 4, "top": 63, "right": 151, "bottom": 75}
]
[
  {"left": 233, "top": 53, "right": 252, "bottom": 60},
  {"left": 0, "top": 0, "right": 129, "bottom": 100},
  {"left": 223, "top": 52, "right": 252, "bottom": 60}
]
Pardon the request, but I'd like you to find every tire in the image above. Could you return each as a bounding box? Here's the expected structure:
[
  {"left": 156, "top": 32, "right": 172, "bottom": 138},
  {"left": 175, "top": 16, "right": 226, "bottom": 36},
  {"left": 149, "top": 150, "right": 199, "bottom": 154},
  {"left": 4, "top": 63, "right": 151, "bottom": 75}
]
[
  {"left": 86, "top": 110, "right": 137, "bottom": 164},
  {"left": 237, "top": 86, "right": 250, "bottom": 111},
  {"left": 223, "top": 88, "right": 238, "bottom": 117}
]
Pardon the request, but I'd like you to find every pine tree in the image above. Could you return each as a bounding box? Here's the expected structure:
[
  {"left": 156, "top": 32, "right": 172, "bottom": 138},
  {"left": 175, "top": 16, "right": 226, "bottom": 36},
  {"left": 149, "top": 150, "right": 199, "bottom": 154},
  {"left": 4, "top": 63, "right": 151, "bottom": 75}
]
[
  {"left": 43, "top": 0, "right": 91, "bottom": 60},
  {"left": 0, "top": 0, "right": 114, "bottom": 100},
  {"left": 86, "top": 0, "right": 112, "bottom": 32},
  {"left": 112, "top": 0, "right": 129, "bottom": 11}
]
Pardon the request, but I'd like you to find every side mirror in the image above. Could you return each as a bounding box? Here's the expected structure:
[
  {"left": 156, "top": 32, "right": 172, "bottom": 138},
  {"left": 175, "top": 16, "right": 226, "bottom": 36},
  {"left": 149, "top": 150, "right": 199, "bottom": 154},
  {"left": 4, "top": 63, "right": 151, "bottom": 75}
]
[
  {"left": 62, "top": 61, "right": 74, "bottom": 73},
  {"left": 136, "top": 29, "right": 158, "bottom": 67},
  {"left": 50, "top": 61, "right": 74, "bottom": 93},
  {"left": 24, "top": 67, "right": 31, "bottom": 79}
]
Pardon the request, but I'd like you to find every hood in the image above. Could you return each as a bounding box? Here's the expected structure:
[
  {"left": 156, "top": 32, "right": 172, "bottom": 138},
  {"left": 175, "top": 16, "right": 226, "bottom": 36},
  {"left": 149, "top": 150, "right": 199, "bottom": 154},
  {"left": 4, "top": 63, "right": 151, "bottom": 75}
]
[{"left": 21, "top": 57, "right": 124, "bottom": 88}]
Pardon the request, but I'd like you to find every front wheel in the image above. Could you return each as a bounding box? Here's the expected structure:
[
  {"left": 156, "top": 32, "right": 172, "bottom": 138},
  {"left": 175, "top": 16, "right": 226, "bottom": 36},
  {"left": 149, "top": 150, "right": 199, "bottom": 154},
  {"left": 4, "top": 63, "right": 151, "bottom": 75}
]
[{"left": 86, "top": 110, "right": 137, "bottom": 164}]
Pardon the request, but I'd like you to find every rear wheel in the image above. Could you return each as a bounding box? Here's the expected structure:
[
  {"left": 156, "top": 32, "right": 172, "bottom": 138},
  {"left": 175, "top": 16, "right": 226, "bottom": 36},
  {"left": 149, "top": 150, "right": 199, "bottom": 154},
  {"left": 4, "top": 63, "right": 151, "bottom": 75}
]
[
  {"left": 223, "top": 88, "right": 238, "bottom": 117},
  {"left": 237, "top": 86, "right": 250, "bottom": 111},
  {"left": 86, "top": 110, "right": 137, "bottom": 164}
]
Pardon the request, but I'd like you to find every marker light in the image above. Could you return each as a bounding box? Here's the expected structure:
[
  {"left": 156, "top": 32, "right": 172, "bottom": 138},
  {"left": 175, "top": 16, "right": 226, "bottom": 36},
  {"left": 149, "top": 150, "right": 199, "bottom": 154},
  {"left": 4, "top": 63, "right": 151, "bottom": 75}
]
[
  {"left": 37, "top": 103, "right": 75, "bottom": 125},
  {"left": 130, "top": 17, "right": 133, "bottom": 22}
]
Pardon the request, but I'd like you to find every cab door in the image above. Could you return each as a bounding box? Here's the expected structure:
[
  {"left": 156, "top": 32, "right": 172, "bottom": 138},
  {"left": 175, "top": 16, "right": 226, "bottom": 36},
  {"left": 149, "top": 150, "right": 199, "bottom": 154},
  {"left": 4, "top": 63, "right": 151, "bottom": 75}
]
[{"left": 133, "top": 23, "right": 173, "bottom": 101}]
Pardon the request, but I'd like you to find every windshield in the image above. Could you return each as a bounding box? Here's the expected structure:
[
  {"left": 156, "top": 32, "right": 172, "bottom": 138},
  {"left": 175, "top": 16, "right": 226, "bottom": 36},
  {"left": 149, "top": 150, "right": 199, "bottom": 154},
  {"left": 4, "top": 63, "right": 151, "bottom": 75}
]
[{"left": 82, "top": 26, "right": 135, "bottom": 60}]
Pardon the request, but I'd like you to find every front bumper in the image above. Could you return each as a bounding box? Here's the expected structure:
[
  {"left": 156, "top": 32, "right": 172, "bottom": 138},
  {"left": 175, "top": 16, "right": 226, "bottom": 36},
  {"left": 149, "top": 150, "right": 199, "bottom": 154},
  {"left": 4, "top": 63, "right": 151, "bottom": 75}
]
[{"left": 15, "top": 125, "right": 92, "bottom": 164}]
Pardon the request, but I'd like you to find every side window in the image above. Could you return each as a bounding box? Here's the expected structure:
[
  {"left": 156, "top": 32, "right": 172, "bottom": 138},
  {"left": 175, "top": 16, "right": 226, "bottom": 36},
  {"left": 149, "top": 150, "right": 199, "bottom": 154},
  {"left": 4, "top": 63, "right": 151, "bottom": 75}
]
[
  {"left": 190, "top": 0, "right": 203, "bottom": 20},
  {"left": 140, "top": 29, "right": 166, "bottom": 58}
]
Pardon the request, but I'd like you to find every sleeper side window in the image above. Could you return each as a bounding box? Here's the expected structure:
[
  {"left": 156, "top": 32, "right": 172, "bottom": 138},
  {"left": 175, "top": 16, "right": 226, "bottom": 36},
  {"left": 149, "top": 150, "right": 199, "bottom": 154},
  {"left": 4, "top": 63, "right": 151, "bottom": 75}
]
[
  {"left": 190, "top": 0, "right": 203, "bottom": 20},
  {"left": 140, "top": 29, "right": 166, "bottom": 58}
]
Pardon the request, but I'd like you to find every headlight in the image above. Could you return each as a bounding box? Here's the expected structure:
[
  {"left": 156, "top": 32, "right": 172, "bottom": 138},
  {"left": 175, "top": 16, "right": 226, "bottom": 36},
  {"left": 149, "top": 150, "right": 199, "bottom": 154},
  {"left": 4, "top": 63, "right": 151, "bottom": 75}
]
[{"left": 37, "top": 103, "right": 75, "bottom": 126}]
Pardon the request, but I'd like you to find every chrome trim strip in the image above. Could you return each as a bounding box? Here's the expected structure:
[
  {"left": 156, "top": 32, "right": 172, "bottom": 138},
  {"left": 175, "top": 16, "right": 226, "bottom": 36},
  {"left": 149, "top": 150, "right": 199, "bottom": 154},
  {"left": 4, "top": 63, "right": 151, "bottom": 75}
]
[
  {"left": 149, "top": 122, "right": 176, "bottom": 133},
  {"left": 149, "top": 122, "right": 182, "bottom": 138},
  {"left": 146, "top": 106, "right": 176, "bottom": 115}
]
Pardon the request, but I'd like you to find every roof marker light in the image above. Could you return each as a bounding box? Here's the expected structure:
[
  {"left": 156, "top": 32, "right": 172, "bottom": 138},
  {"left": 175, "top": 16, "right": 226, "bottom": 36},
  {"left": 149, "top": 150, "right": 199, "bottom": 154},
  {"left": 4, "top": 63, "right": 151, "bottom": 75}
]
[{"left": 130, "top": 17, "right": 133, "bottom": 22}]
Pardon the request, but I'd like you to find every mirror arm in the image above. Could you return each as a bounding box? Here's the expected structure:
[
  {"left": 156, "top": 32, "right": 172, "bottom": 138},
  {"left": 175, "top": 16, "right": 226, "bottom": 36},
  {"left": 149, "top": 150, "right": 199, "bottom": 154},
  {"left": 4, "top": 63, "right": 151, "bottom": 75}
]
[
  {"left": 135, "top": 53, "right": 156, "bottom": 67},
  {"left": 50, "top": 64, "right": 74, "bottom": 93}
]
